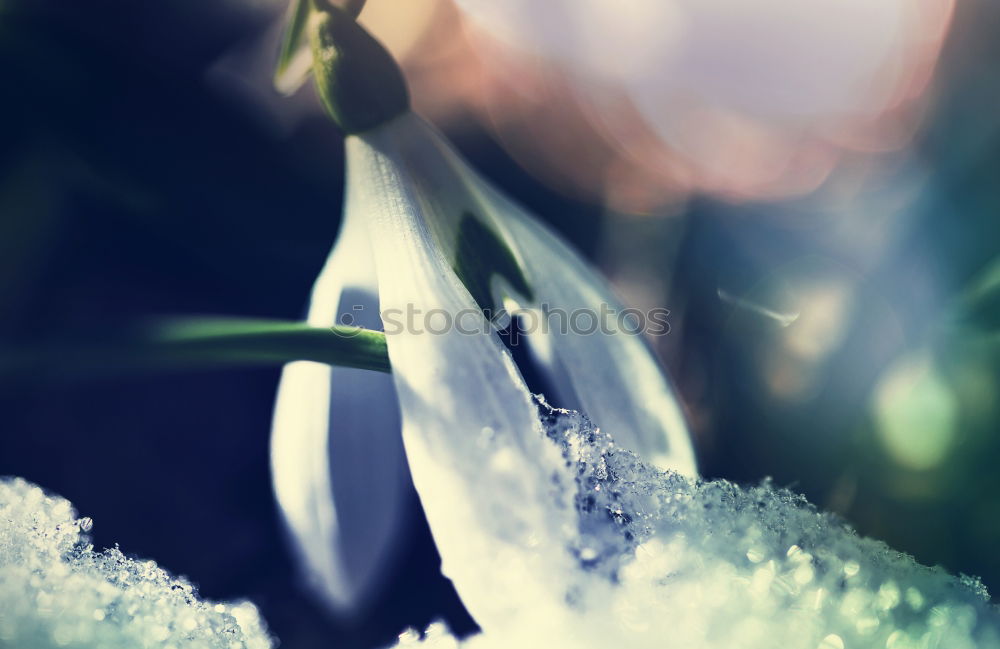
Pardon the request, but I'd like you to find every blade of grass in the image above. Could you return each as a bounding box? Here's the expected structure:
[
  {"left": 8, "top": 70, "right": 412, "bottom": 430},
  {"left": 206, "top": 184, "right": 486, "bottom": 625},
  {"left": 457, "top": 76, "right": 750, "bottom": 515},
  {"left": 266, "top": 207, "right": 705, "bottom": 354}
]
[{"left": 0, "top": 317, "right": 390, "bottom": 381}]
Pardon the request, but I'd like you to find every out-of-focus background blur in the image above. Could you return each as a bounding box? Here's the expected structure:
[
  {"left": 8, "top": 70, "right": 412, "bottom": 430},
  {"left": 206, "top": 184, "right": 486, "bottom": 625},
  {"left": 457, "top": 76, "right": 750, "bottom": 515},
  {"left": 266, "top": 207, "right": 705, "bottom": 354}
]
[{"left": 1, "top": 1, "right": 998, "bottom": 648}]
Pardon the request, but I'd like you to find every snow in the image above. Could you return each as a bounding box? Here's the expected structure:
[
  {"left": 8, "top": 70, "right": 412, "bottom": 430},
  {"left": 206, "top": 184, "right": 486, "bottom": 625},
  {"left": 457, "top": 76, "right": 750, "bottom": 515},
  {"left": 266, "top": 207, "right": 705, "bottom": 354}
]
[
  {"left": 4, "top": 400, "right": 997, "bottom": 649},
  {"left": 0, "top": 477, "right": 273, "bottom": 649},
  {"left": 389, "top": 399, "right": 1000, "bottom": 649}
]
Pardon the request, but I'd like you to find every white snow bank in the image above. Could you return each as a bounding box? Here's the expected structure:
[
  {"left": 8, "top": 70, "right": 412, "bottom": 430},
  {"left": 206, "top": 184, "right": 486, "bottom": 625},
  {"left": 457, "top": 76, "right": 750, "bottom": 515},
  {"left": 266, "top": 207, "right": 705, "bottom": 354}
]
[
  {"left": 0, "top": 477, "right": 273, "bottom": 649},
  {"left": 392, "top": 400, "right": 1000, "bottom": 649}
]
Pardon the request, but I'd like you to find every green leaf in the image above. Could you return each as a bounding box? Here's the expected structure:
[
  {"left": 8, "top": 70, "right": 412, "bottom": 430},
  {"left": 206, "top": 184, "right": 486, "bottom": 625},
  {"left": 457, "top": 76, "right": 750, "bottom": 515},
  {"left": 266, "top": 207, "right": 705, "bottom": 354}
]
[{"left": 0, "top": 317, "right": 390, "bottom": 381}]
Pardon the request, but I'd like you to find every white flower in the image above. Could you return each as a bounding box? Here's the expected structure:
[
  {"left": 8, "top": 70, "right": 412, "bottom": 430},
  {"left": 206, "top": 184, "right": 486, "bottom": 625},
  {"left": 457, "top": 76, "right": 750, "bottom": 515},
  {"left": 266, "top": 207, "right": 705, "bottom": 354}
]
[{"left": 270, "top": 1, "right": 695, "bottom": 619}]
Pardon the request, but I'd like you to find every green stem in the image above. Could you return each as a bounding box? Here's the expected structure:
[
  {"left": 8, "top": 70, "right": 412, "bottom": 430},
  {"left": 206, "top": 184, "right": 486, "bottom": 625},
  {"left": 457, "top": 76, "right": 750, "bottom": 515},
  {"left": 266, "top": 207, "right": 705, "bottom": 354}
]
[
  {"left": 274, "top": 0, "right": 370, "bottom": 93},
  {"left": 1, "top": 317, "right": 391, "bottom": 381},
  {"left": 275, "top": 0, "right": 314, "bottom": 90}
]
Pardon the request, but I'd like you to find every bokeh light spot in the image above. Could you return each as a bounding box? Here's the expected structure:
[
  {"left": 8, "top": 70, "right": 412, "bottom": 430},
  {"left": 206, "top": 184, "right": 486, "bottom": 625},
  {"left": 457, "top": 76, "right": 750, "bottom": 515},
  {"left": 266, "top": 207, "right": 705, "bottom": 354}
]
[{"left": 873, "top": 351, "right": 958, "bottom": 471}]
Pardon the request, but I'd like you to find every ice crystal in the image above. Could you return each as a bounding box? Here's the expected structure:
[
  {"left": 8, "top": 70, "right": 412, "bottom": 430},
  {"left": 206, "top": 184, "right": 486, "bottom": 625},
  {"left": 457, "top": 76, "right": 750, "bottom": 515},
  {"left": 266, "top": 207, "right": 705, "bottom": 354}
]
[
  {"left": 0, "top": 477, "right": 273, "bottom": 649},
  {"left": 392, "top": 399, "right": 1000, "bottom": 648}
]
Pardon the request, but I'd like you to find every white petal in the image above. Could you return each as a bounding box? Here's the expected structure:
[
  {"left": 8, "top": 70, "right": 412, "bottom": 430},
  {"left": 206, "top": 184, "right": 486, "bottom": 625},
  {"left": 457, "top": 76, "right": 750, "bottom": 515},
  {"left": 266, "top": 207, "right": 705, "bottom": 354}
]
[
  {"left": 270, "top": 204, "right": 410, "bottom": 614},
  {"left": 349, "top": 115, "right": 589, "bottom": 635},
  {"left": 363, "top": 114, "right": 695, "bottom": 476},
  {"left": 483, "top": 198, "right": 697, "bottom": 476}
]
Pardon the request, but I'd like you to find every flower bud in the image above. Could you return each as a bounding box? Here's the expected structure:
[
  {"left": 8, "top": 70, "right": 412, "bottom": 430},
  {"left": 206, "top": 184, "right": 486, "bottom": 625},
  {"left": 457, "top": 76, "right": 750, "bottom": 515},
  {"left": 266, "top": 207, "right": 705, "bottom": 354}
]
[{"left": 308, "top": 0, "right": 409, "bottom": 134}]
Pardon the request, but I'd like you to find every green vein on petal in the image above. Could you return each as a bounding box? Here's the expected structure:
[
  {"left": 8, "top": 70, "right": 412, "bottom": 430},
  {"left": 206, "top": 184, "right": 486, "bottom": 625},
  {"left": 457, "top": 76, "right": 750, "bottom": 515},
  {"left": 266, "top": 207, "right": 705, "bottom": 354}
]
[{"left": 452, "top": 211, "right": 535, "bottom": 313}]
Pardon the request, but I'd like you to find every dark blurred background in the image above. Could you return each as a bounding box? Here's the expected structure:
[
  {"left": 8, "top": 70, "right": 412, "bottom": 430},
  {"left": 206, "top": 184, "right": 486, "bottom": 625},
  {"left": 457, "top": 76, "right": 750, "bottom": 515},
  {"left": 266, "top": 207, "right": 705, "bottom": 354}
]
[{"left": 1, "top": 1, "right": 999, "bottom": 648}]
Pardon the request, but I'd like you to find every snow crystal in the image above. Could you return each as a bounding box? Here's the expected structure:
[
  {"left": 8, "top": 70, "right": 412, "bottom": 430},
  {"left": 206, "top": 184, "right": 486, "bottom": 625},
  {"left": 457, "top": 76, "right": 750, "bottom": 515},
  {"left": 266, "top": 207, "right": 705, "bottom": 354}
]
[
  {"left": 0, "top": 477, "right": 273, "bottom": 649},
  {"left": 391, "top": 399, "right": 1000, "bottom": 649}
]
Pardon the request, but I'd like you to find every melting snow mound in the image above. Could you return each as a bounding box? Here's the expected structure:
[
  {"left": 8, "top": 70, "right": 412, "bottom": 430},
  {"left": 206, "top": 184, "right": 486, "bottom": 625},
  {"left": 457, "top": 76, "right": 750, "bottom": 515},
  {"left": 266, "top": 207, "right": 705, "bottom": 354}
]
[
  {"left": 393, "top": 400, "right": 1000, "bottom": 649},
  {"left": 0, "top": 477, "right": 273, "bottom": 649}
]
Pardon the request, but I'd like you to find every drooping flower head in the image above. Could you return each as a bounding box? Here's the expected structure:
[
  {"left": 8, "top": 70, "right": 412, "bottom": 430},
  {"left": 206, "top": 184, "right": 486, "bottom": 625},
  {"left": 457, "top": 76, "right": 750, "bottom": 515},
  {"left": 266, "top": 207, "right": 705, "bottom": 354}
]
[{"left": 271, "top": 0, "right": 695, "bottom": 620}]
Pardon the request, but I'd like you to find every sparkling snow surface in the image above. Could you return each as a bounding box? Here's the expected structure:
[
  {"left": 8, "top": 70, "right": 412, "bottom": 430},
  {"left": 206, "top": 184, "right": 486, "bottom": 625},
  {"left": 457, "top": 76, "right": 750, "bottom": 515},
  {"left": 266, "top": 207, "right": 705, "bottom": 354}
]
[
  {"left": 392, "top": 399, "right": 1000, "bottom": 649},
  {"left": 0, "top": 478, "right": 273, "bottom": 649}
]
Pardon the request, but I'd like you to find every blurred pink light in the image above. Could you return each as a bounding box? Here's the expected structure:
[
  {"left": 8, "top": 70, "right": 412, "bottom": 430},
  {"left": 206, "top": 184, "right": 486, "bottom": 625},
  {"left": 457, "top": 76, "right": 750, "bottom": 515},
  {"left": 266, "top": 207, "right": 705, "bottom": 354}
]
[{"left": 382, "top": 0, "right": 955, "bottom": 210}]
